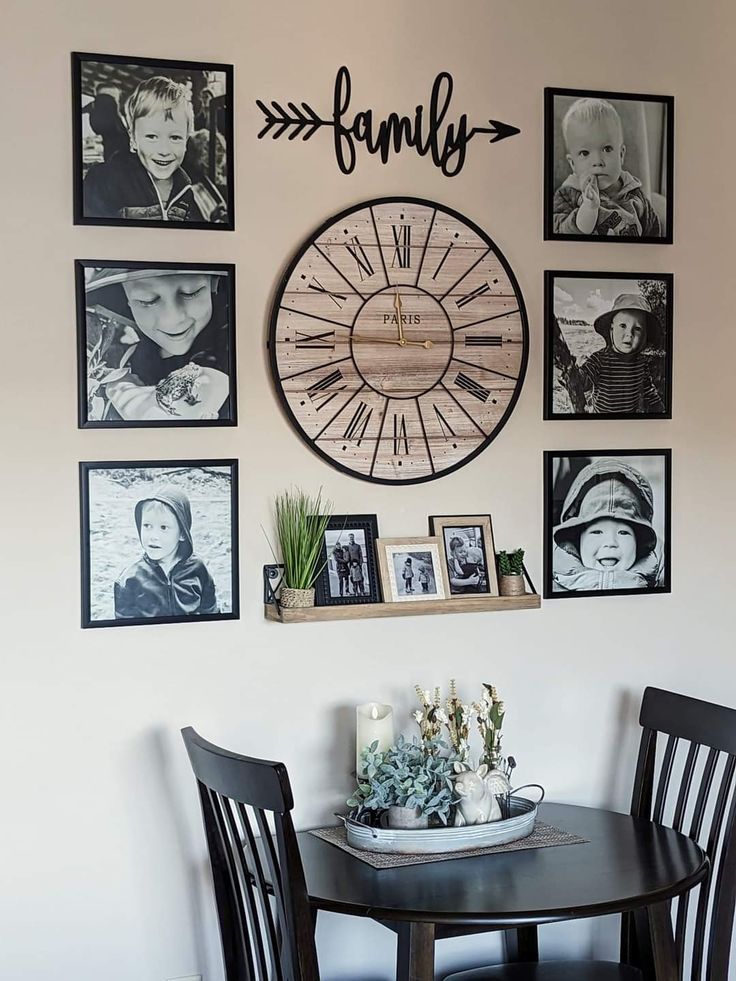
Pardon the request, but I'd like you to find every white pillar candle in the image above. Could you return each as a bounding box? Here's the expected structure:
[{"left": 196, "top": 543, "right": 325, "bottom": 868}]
[{"left": 356, "top": 702, "right": 394, "bottom": 776}]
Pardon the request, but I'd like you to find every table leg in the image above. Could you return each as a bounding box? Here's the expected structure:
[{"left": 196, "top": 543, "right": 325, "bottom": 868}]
[
  {"left": 396, "top": 921, "right": 436, "bottom": 981},
  {"left": 504, "top": 925, "right": 539, "bottom": 963},
  {"left": 649, "top": 900, "right": 678, "bottom": 981}
]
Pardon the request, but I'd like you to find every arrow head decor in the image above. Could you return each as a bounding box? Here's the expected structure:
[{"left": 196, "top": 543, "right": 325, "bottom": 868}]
[{"left": 256, "top": 66, "right": 521, "bottom": 177}]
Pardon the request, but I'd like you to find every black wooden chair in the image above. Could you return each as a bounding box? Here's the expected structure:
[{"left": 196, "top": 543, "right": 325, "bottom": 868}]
[
  {"left": 445, "top": 686, "right": 736, "bottom": 981},
  {"left": 182, "top": 726, "right": 320, "bottom": 981}
]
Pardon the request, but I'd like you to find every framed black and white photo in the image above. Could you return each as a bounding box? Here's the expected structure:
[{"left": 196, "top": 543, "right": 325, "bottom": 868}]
[
  {"left": 544, "top": 450, "right": 671, "bottom": 599},
  {"left": 72, "top": 52, "right": 234, "bottom": 229},
  {"left": 429, "top": 515, "right": 499, "bottom": 597},
  {"left": 376, "top": 537, "right": 447, "bottom": 603},
  {"left": 76, "top": 260, "right": 237, "bottom": 427},
  {"left": 544, "top": 87, "right": 674, "bottom": 243},
  {"left": 314, "top": 515, "right": 381, "bottom": 607},
  {"left": 544, "top": 271, "right": 673, "bottom": 420},
  {"left": 80, "top": 459, "right": 239, "bottom": 628}
]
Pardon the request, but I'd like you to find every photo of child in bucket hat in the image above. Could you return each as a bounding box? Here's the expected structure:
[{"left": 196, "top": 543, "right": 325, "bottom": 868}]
[
  {"left": 76, "top": 261, "right": 236, "bottom": 427},
  {"left": 546, "top": 272, "right": 672, "bottom": 419},
  {"left": 544, "top": 450, "right": 671, "bottom": 598}
]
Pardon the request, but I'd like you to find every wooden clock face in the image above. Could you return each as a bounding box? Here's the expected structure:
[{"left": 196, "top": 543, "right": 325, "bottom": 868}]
[{"left": 269, "top": 197, "right": 529, "bottom": 484}]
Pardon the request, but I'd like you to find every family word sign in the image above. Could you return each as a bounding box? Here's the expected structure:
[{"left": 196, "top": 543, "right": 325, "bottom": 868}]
[{"left": 256, "top": 67, "right": 520, "bottom": 177}]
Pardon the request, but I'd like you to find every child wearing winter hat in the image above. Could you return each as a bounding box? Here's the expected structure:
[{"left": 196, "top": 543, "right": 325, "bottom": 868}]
[
  {"left": 114, "top": 486, "right": 218, "bottom": 619},
  {"left": 575, "top": 292, "right": 665, "bottom": 414},
  {"left": 552, "top": 458, "right": 664, "bottom": 592}
]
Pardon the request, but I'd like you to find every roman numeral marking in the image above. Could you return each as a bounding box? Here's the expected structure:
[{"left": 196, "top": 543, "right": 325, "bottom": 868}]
[
  {"left": 433, "top": 404, "right": 457, "bottom": 440},
  {"left": 307, "top": 368, "right": 346, "bottom": 410},
  {"left": 393, "top": 413, "right": 409, "bottom": 455},
  {"left": 455, "top": 372, "right": 490, "bottom": 403},
  {"left": 391, "top": 224, "right": 411, "bottom": 268},
  {"left": 456, "top": 283, "right": 491, "bottom": 308},
  {"left": 343, "top": 400, "right": 373, "bottom": 445},
  {"left": 465, "top": 334, "right": 503, "bottom": 347},
  {"left": 345, "top": 236, "right": 375, "bottom": 281},
  {"left": 432, "top": 243, "right": 454, "bottom": 280},
  {"left": 305, "top": 276, "right": 347, "bottom": 309},
  {"left": 296, "top": 329, "right": 335, "bottom": 350}
]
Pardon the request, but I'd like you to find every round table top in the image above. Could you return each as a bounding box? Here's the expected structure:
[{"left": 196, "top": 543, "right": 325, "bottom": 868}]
[{"left": 297, "top": 802, "right": 708, "bottom": 925}]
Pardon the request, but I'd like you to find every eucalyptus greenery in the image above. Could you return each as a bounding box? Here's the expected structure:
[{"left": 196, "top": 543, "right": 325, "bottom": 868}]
[
  {"left": 347, "top": 735, "right": 459, "bottom": 825},
  {"left": 497, "top": 548, "right": 525, "bottom": 576},
  {"left": 266, "top": 487, "right": 333, "bottom": 589}
]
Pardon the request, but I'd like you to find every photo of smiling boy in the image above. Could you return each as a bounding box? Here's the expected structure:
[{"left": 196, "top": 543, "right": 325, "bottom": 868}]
[
  {"left": 73, "top": 54, "right": 234, "bottom": 228},
  {"left": 77, "top": 262, "right": 236, "bottom": 427},
  {"left": 545, "top": 89, "right": 673, "bottom": 242}
]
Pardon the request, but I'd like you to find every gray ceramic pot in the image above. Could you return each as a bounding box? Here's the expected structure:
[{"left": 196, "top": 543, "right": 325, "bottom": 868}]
[{"left": 388, "top": 805, "right": 428, "bottom": 830}]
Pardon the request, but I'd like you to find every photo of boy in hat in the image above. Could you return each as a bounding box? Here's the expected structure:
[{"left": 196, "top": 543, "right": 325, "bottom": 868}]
[
  {"left": 77, "top": 261, "right": 236, "bottom": 427},
  {"left": 546, "top": 273, "right": 672, "bottom": 420},
  {"left": 544, "top": 451, "right": 671, "bottom": 598}
]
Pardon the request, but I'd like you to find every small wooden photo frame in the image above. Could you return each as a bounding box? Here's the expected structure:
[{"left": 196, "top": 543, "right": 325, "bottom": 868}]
[
  {"left": 375, "top": 537, "right": 447, "bottom": 603},
  {"left": 429, "top": 515, "right": 500, "bottom": 598},
  {"left": 314, "top": 514, "right": 382, "bottom": 607}
]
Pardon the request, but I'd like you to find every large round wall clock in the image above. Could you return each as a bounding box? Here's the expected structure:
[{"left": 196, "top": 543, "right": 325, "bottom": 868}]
[{"left": 268, "top": 197, "right": 529, "bottom": 484}]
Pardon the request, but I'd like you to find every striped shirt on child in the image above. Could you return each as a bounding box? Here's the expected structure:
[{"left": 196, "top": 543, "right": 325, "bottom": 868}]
[{"left": 579, "top": 349, "right": 664, "bottom": 413}]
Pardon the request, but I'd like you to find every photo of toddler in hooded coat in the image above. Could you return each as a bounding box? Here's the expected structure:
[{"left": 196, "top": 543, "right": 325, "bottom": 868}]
[
  {"left": 547, "top": 454, "right": 670, "bottom": 596},
  {"left": 79, "top": 264, "right": 235, "bottom": 425}
]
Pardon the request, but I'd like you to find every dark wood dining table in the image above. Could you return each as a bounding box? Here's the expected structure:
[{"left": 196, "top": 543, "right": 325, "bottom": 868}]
[{"left": 298, "top": 802, "right": 709, "bottom": 981}]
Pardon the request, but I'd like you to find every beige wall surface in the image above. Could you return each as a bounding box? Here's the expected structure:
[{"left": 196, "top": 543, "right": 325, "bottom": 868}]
[{"left": 1, "top": 0, "right": 735, "bottom": 978}]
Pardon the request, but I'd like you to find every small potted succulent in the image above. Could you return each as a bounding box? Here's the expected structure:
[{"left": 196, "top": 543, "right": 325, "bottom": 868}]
[
  {"left": 497, "top": 548, "right": 526, "bottom": 597},
  {"left": 267, "top": 488, "right": 332, "bottom": 608},
  {"left": 347, "top": 735, "right": 459, "bottom": 829}
]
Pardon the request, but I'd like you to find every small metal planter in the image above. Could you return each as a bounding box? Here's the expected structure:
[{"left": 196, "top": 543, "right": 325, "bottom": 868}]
[{"left": 345, "top": 789, "right": 544, "bottom": 855}]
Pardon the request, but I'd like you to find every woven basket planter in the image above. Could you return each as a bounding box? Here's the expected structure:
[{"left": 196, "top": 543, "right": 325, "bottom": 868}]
[{"left": 280, "top": 586, "right": 315, "bottom": 609}]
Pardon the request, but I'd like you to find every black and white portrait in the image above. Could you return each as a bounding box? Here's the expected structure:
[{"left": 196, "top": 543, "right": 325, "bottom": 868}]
[
  {"left": 72, "top": 52, "right": 234, "bottom": 229},
  {"left": 377, "top": 538, "right": 447, "bottom": 603},
  {"left": 315, "top": 515, "right": 381, "bottom": 606},
  {"left": 80, "top": 460, "right": 239, "bottom": 627},
  {"left": 76, "top": 261, "right": 236, "bottom": 428},
  {"left": 545, "top": 271, "right": 672, "bottom": 420},
  {"left": 429, "top": 514, "right": 500, "bottom": 597},
  {"left": 544, "top": 88, "right": 674, "bottom": 243},
  {"left": 544, "top": 450, "right": 671, "bottom": 599}
]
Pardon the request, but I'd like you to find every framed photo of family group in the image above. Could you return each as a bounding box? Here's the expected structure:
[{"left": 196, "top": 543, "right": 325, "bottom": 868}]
[
  {"left": 544, "top": 87, "right": 674, "bottom": 244},
  {"left": 72, "top": 51, "right": 234, "bottom": 229},
  {"left": 314, "top": 515, "right": 382, "bottom": 607}
]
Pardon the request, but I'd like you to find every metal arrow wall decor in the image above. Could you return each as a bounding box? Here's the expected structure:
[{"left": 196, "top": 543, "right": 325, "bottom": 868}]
[{"left": 256, "top": 66, "right": 520, "bottom": 178}]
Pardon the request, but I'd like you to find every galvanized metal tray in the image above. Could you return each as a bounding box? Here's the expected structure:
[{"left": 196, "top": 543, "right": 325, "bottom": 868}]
[{"left": 344, "top": 789, "right": 544, "bottom": 855}]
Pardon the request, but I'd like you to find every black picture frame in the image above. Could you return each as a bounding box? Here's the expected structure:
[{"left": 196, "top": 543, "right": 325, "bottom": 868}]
[
  {"left": 314, "top": 514, "right": 382, "bottom": 606},
  {"left": 543, "top": 449, "right": 671, "bottom": 599},
  {"left": 544, "top": 270, "right": 673, "bottom": 420},
  {"left": 428, "top": 514, "right": 500, "bottom": 597},
  {"left": 544, "top": 87, "right": 674, "bottom": 244},
  {"left": 72, "top": 52, "right": 235, "bottom": 230},
  {"left": 80, "top": 459, "right": 240, "bottom": 628},
  {"left": 75, "top": 259, "right": 237, "bottom": 428}
]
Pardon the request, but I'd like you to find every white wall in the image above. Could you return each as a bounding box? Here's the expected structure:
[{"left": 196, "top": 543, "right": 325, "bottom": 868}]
[{"left": 1, "top": 0, "right": 735, "bottom": 978}]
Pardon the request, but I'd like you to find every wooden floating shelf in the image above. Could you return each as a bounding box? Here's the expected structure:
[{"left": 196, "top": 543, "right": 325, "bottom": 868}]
[{"left": 265, "top": 593, "right": 541, "bottom": 623}]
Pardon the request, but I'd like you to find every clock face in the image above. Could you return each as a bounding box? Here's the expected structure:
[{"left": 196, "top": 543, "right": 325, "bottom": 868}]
[{"left": 268, "top": 197, "right": 529, "bottom": 484}]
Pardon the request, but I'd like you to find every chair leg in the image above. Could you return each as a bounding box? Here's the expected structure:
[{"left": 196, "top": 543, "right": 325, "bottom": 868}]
[
  {"left": 396, "top": 921, "right": 436, "bottom": 981},
  {"left": 504, "top": 926, "right": 539, "bottom": 963}
]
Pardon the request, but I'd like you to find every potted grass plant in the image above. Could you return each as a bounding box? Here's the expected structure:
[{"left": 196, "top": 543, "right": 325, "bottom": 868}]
[
  {"left": 269, "top": 488, "right": 333, "bottom": 608},
  {"left": 497, "top": 548, "right": 526, "bottom": 597}
]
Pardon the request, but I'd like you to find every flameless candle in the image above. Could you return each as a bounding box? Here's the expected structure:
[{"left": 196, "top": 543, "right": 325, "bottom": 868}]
[{"left": 355, "top": 702, "right": 394, "bottom": 775}]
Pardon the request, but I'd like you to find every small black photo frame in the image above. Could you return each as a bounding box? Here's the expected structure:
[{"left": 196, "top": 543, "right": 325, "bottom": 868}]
[
  {"left": 544, "top": 87, "right": 674, "bottom": 243},
  {"left": 76, "top": 260, "right": 237, "bottom": 428},
  {"left": 544, "top": 449, "right": 671, "bottom": 599},
  {"left": 80, "top": 459, "right": 239, "bottom": 627},
  {"left": 72, "top": 52, "right": 234, "bottom": 229},
  {"left": 544, "top": 270, "right": 673, "bottom": 420},
  {"left": 314, "top": 515, "right": 381, "bottom": 606}
]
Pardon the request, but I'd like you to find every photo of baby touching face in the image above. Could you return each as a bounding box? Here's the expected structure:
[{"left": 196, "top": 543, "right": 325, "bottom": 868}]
[
  {"left": 78, "top": 262, "right": 236, "bottom": 427},
  {"left": 544, "top": 451, "right": 671, "bottom": 598},
  {"left": 545, "top": 89, "right": 673, "bottom": 242}
]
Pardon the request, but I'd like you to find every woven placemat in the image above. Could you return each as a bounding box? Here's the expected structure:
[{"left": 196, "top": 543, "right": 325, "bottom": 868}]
[{"left": 309, "top": 821, "right": 588, "bottom": 869}]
